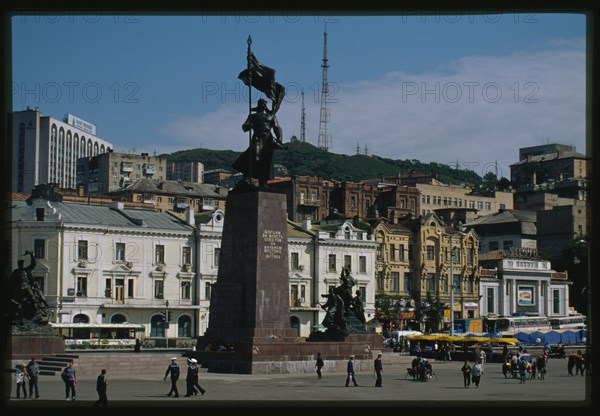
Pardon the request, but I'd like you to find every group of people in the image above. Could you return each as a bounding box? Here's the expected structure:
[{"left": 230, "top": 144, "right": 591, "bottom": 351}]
[
  {"left": 314, "top": 352, "right": 384, "bottom": 388},
  {"left": 163, "top": 356, "right": 206, "bottom": 397},
  {"left": 460, "top": 359, "right": 484, "bottom": 388},
  {"left": 410, "top": 356, "right": 434, "bottom": 382},
  {"left": 14, "top": 357, "right": 40, "bottom": 399}
]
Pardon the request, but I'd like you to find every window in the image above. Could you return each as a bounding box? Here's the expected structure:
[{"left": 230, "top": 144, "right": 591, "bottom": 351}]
[
  {"left": 377, "top": 271, "right": 384, "bottom": 291},
  {"left": 404, "top": 272, "right": 412, "bottom": 291},
  {"left": 213, "top": 247, "right": 220, "bottom": 267},
  {"left": 291, "top": 252, "right": 300, "bottom": 270},
  {"left": 178, "top": 315, "right": 192, "bottom": 338},
  {"left": 300, "top": 285, "right": 306, "bottom": 303},
  {"left": 182, "top": 246, "right": 191, "bottom": 265},
  {"left": 76, "top": 274, "right": 87, "bottom": 297},
  {"left": 344, "top": 229, "right": 350, "bottom": 239},
  {"left": 328, "top": 254, "right": 336, "bottom": 272},
  {"left": 452, "top": 274, "right": 460, "bottom": 290},
  {"left": 34, "top": 239, "right": 45, "bottom": 259},
  {"left": 105, "top": 279, "right": 112, "bottom": 297},
  {"left": 155, "top": 244, "right": 165, "bottom": 264},
  {"left": 36, "top": 208, "right": 44, "bottom": 221},
  {"left": 489, "top": 241, "right": 499, "bottom": 251},
  {"left": 390, "top": 245, "right": 396, "bottom": 261},
  {"left": 553, "top": 290, "right": 560, "bottom": 314},
  {"left": 399, "top": 245, "right": 405, "bottom": 261},
  {"left": 487, "top": 287, "right": 495, "bottom": 314},
  {"left": 291, "top": 284, "right": 299, "bottom": 306},
  {"left": 181, "top": 281, "right": 191, "bottom": 299},
  {"left": 205, "top": 282, "right": 212, "bottom": 300},
  {"left": 350, "top": 196, "right": 356, "bottom": 208},
  {"left": 391, "top": 272, "right": 400, "bottom": 292},
  {"left": 451, "top": 248, "right": 460, "bottom": 262},
  {"left": 426, "top": 245, "right": 435, "bottom": 260},
  {"left": 78, "top": 240, "right": 88, "bottom": 260},
  {"left": 115, "top": 243, "right": 126, "bottom": 261},
  {"left": 467, "top": 247, "right": 473, "bottom": 263},
  {"left": 359, "top": 256, "right": 367, "bottom": 273},
  {"left": 344, "top": 255, "right": 352, "bottom": 270},
  {"left": 154, "top": 280, "right": 164, "bottom": 299},
  {"left": 426, "top": 274, "right": 435, "bottom": 291},
  {"left": 128, "top": 279, "right": 134, "bottom": 298},
  {"left": 503, "top": 240, "right": 513, "bottom": 249}
]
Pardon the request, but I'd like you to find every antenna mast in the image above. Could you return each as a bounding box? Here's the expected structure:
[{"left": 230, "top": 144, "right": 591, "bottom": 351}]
[
  {"left": 300, "top": 90, "right": 306, "bottom": 142},
  {"left": 317, "top": 24, "right": 332, "bottom": 151}
]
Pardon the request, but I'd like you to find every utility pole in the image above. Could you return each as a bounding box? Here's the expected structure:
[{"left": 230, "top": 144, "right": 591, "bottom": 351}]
[{"left": 300, "top": 90, "right": 306, "bottom": 142}]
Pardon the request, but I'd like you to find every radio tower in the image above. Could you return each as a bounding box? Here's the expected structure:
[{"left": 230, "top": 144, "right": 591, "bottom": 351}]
[
  {"left": 300, "top": 90, "right": 306, "bottom": 142},
  {"left": 317, "top": 24, "right": 332, "bottom": 151}
]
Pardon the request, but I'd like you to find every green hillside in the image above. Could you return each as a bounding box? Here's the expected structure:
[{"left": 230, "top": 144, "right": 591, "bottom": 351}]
[{"left": 162, "top": 140, "right": 483, "bottom": 185}]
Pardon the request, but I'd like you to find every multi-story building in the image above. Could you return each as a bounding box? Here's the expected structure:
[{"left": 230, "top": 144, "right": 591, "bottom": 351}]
[
  {"left": 463, "top": 209, "right": 538, "bottom": 254},
  {"left": 77, "top": 152, "right": 166, "bottom": 195},
  {"left": 167, "top": 161, "right": 204, "bottom": 183},
  {"left": 479, "top": 250, "right": 572, "bottom": 318},
  {"left": 109, "top": 178, "right": 227, "bottom": 214},
  {"left": 371, "top": 212, "right": 480, "bottom": 331},
  {"left": 377, "top": 172, "right": 513, "bottom": 219},
  {"left": 9, "top": 196, "right": 197, "bottom": 341},
  {"left": 269, "top": 176, "right": 335, "bottom": 222},
  {"left": 10, "top": 108, "right": 113, "bottom": 193}
]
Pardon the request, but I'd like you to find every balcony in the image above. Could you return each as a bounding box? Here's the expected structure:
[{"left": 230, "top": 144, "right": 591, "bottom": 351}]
[
  {"left": 121, "top": 162, "right": 134, "bottom": 173},
  {"left": 298, "top": 197, "right": 320, "bottom": 207}
]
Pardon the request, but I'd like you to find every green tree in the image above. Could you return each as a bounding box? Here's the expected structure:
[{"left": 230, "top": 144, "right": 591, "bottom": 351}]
[{"left": 417, "top": 293, "right": 445, "bottom": 333}]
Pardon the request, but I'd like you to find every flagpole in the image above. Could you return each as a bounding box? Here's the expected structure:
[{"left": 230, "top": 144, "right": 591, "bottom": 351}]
[{"left": 246, "top": 35, "right": 253, "bottom": 182}]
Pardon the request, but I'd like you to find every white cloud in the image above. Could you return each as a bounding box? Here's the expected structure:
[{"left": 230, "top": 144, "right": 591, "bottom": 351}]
[{"left": 154, "top": 38, "right": 585, "bottom": 179}]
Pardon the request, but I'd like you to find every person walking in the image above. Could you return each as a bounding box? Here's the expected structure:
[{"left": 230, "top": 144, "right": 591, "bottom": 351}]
[
  {"left": 315, "top": 353, "right": 324, "bottom": 379},
  {"left": 61, "top": 359, "right": 77, "bottom": 401},
  {"left": 461, "top": 359, "right": 472, "bottom": 388},
  {"left": 15, "top": 363, "right": 29, "bottom": 399},
  {"left": 471, "top": 359, "right": 484, "bottom": 388},
  {"left": 345, "top": 355, "right": 359, "bottom": 387},
  {"left": 184, "top": 358, "right": 205, "bottom": 397},
  {"left": 26, "top": 357, "right": 40, "bottom": 398},
  {"left": 518, "top": 357, "right": 528, "bottom": 384},
  {"left": 163, "top": 357, "right": 180, "bottom": 397},
  {"left": 374, "top": 353, "right": 383, "bottom": 387},
  {"left": 92, "top": 368, "right": 108, "bottom": 407}
]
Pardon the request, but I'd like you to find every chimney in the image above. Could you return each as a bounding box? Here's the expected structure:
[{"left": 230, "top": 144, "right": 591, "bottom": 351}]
[
  {"left": 185, "top": 205, "right": 195, "bottom": 226},
  {"left": 109, "top": 202, "right": 125, "bottom": 211},
  {"left": 301, "top": 217, "right": 312, "bottom": 231}
]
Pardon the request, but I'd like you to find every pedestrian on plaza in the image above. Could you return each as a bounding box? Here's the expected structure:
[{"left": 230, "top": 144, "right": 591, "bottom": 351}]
[
  {"left": 345, "top": 355, "right": 358, "bottom": 387},
  {"left": 26, "top": 357, "right": 40, "bottom": 398},
  {"left": 134, "top": 338, "right": 141, "bottom": 353},
  {"left": 374, "top": 353, "right": 383, "bottom": 387},
  {"left": 536, "top": 353, "right": 546, "bottom": 380},
  {"left": 163, "top": 357, "right": 180, "bottom": 397},
  {"left": 461, "top": 359, "right": 471, "bottom": 388},
  {"left": 518, "top": 357, "right": 528, "bottom": 384},
  {"left": 184, "top": 358, "right": 206, "bottom": 397},
  {"left": 15, "top": 363, "right": 29, "bottom": 399},
  {"left": 575, "top": 350, "right": 586, "bottom": 376},
  {"left": 471, "top": 359, "right": 484, "bottom": 388},
  {"left": 61, "top": 359, "right": 77, "bottom": 401},
  {"left": 433, "top": 342, "right": 439, "bottom": 360},
  {"left": 92, "top": 368, "right": 108, "bottom": 407},
  {"left": 486, "top": 343, "right": 494, "bottom": 363},
  {"left": 502, "top": 344, "right": 509, "bottom": 363},
  {"left": 315, "top": 352, "right": 324, "bottom": 379}
]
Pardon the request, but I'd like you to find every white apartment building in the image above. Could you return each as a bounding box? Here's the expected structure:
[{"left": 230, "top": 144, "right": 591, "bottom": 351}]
[
  {"left": 10, "top": 197, "right": 196, "bottom": 341},
  {"left": 10, "top": 108, "right": 113, "bottom": 193}
]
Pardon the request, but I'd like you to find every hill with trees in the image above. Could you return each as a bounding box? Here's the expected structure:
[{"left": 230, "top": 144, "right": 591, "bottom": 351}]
[{"left": 163, "top": 140, "right": 484, "bottom": 186}]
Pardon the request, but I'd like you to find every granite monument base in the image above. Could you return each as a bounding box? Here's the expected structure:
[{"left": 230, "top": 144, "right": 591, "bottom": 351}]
[{"left": 192, "top": 334, "right": 384, "bottom": 374}]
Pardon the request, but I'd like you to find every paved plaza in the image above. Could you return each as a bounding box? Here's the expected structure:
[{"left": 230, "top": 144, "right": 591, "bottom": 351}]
[{"left": 2, "top": 356, "right": 592, "bottom": 413}]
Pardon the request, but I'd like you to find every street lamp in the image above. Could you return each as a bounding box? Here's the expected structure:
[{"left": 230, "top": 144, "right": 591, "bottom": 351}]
[{"left": 576, "top": 239, "right": 591, "bottom": 349}]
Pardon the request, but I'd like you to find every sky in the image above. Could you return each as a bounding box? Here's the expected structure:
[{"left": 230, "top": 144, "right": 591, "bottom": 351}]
[{"left": 10, "top": 11, "right": 587, "bottom": 180}]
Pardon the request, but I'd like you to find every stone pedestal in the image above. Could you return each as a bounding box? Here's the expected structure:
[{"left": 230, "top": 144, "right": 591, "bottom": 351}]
[
  {"left": 198, "top": 184, "right": 299, "bottom": 372},
  {"left": 9, "top": 332, "right": 65, "bottom": 360}
]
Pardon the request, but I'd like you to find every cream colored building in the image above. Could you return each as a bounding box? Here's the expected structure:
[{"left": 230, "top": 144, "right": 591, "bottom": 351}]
[{"left": 416, "top": 183, "right": 513, "bottom": 218}]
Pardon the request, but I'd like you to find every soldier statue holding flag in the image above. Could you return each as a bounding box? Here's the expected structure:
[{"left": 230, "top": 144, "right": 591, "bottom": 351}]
[{"left": 232, "top": 36, "right": 286, "bottom": 186}]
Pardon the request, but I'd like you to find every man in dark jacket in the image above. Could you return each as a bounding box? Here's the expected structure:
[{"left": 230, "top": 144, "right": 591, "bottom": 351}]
[
  {"left": 26, "top": 357, "right": 40, "bottom": 398},
  {"left": 345, "top": 355, "right": 358, "bottom": 387},
  {"left": 374, "top": 353, "right": 383, "bottom": 387},
  {"left": 92, "top": 369, "right": 108, "bottom": 407},
  {"left": 163, "top": 357, "right": 180, "bottom": 397}
]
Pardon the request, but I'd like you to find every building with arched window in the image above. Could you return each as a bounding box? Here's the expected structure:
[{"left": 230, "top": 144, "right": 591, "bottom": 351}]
[{"left": 9, "top": 108, "right": 112, "bottom": 193}]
